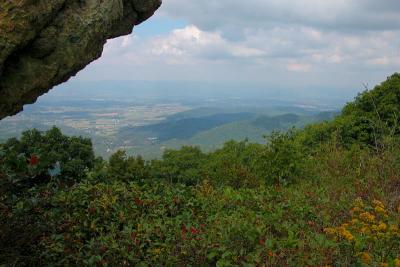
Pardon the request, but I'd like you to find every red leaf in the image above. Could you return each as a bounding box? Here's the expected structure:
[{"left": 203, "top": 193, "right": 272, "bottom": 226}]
[
  {"left": 134, "top": 197, "right": 143, "bottom": 206},
  {"left": 190, "top": 227, "right": 198, "bottom": 235},
  {"left": 181, "top": 224, "right": 187, "bottom": 232},
  {"left": 88, "top": 207, "right": 97, "bottom": 215},
  {"left": 28, "top": 154, "right": 39, "bottom": 166},
  {"left": 181, "top": 224, "right": 187, "bottom": 240}
]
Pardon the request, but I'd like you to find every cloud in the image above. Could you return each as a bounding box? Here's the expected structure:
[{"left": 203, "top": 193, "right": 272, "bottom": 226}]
[
  {"left": 286, "top": 63, "right": 312, "bottom": 72},
  {"left": 76, "top": 0, "right": 400, "bottom": 91},
  {"left": 148, "top": 25, "right": 266, "bottom": 63},
  {"left": 161, "top": 0, "right": 400, "bottom": 36}
]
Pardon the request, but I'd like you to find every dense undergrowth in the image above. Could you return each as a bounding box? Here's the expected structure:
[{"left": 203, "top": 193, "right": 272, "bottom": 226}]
[{"left": 1, "top": 74, "right": 400, "bottom": 266}]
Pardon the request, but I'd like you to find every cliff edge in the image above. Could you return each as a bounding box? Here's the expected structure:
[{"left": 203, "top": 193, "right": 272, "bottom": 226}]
[{"left": 0, "top": 0, "right": 161, "bottom": 119}]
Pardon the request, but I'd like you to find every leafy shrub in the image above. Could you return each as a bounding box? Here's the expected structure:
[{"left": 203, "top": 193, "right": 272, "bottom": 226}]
[
  {"left": 0, "top": 127, "right": 95, "bottom": 193},
  {"left": 107, "top": 150, "right": 149, "bottom": 183},
  {"left": 257, "top": 130, "right": 306, "bottom": 185},
  {"left": 150, "top": 146, "right": 206, "bottom": 185},
  {"left": 205, "top": 140, "right": 264, "bottom": 188}
]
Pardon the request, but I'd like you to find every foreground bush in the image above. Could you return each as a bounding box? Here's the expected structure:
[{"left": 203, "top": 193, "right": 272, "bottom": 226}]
[
  {"left": 0, "top": 127, "right": 95, "bottom": 194},
  {"left": 6, "top": 181, "right": 340, "bottom": 266}
]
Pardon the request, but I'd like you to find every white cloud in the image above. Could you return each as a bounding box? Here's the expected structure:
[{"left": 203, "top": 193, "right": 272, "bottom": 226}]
[
  {"left": 121, "top": 35, "right": 133, "bottom": 48},
  {"left": 149, "top": 25, "right": 266, "bottom": 64},
  {"left": 77, "top": 0, "right": 400, "bottom": 90},
  {"left": 161, "top": 0, "right": 400, "bottom": 35},
  {"left": 286, "top": 63, "right": 312, "bottom": 72}
]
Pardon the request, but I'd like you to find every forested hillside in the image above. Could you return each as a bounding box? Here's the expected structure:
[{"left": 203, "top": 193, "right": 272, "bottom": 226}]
[{"left": 1, "top": 74, "right": 400, "bottom": 266}]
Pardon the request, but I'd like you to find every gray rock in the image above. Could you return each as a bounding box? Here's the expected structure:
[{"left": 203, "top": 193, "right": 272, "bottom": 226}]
[{"left": 0, "top": 0, "right": 161, "bottom": 119}]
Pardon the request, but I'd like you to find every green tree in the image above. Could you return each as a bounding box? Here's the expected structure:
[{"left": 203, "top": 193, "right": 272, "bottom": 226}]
[
  {"left": 0, "top": 127, "right": 95, "bottom": 193},
  {"left": 108, "top": 150, "right": 149, "bottom": 182},
  {"left": 205, "top": 140, "right": 263, "bottom": 188},
  {"left": 151, "top": 146, "right": 206, "bottom": 185}
]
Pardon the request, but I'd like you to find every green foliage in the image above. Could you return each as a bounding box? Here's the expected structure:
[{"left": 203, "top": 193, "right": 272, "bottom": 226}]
[
  {"left": 343, "top": 74, "right": 400, "bottom": 128},
  {"left": 0, "top": 127, "right": 95, "bottom": 194},
  {"left": 107, "top": 150, "right": 149, "bottom": 183},
  {"left": 151, "top": 146, "right": 206, "bottom": 185},
  {"left": 2, "top": 74, "right": 400, "bottom": 265},
  {"left": 293, "top": 73, "right": 400, "bottom": 152},
  {"left": 340, "top": 74, "right": 400, "bottom": 147},
  {"left": 259, "top": 130, "right": 306, "bottom": 185},
  {"left": 205, "top": 140, "right": 263, "bottom": 188}
]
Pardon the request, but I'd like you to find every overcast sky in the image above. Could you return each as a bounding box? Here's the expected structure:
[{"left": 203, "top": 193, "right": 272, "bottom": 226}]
[{"left": 74, "top": 0, "right": 400, "bottom": 93}]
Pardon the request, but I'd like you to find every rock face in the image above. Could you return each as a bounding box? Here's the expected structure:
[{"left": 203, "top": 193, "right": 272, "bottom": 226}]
[{"left": 0, "top": 0, "right": 161, "bottom": 119}]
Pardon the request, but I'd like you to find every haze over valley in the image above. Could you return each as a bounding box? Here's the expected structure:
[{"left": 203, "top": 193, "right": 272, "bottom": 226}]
[{"left": 0, "top": 80, "right": 344, "bottom": 158}]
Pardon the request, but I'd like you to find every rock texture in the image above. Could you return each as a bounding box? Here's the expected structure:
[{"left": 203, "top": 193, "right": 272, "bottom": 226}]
[{"left": 0, "top": 0, "right": 161, "bottom": 119}]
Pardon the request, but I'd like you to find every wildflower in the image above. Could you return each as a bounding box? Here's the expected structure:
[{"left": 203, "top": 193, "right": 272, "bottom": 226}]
[
  {"left": 351, "top": 219, "right": 359, "bottom": 225},
  {"left": 342, "top": 223, "right": 350, "bottom": 228},
  {"left": 324, "top": 228, "right": 336, "bottom": 235},
  {"left": 339, "top": 227, "right": 354, "bottom": 241},
  {"left": 374, "top": 206, "right": 387, "bottom": 215},
  {"left": 360, "top": 226, "right": 370, "bottom": 234},
  {"left": 394, "top": 258, "right": 400, "bottom": 267},
  {"left": 372, "top": 200, "right": 385, "bottom": 209},
  {"left": 343, "top": 232, "right": 354, "bottom": 241},
  {"left": 358, "top": 252, "right": 372, "bottom": 264},
  {"left": 389, "top": 224, "right": 398, "bottom": 232},
  {"left": 377, "top": 222, "right": 387, "bottom": 231},
  {"left": 259, "top": 239, "right": 265, "bottom": 245},
  {"left": 354, "top": 198, "right": 365, "bottom": 208},
  {"left": 351, "top": 207, "right": 361, "bottom": 213},
  {"left": 376, "top": 233, "right": 384, "bottom": 238},
  {"left": 360, "top": 212, "right": 375, "bottom": 223}
]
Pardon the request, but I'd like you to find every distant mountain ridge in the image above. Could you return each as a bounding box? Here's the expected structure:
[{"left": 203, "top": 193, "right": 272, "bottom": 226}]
[
  {"left": 116, "top": 110, "right": 337, "bottom": 158},
  {"left": 119, "top": 113, "right": 255, "bottom": 141}
]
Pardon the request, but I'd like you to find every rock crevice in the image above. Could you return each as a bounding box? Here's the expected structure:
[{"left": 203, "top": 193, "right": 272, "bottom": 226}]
[{"left": 0, "top": 0, "right": 161, "bottom": 119}]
